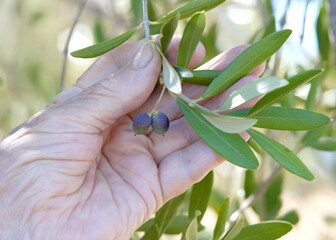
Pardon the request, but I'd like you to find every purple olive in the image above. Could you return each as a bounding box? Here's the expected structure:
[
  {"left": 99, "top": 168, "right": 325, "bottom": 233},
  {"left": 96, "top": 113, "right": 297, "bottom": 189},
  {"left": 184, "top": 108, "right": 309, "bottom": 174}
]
[
  {"left": 151, "top": 111, "right": 170, "bottom": 135},
  {"left": 133, "top": 113, "right": 151, "bottom": 135}
]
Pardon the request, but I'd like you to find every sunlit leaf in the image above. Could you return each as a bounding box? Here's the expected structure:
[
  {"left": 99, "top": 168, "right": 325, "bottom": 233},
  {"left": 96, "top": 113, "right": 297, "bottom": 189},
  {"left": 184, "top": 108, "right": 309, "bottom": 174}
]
[
  {"left": 71, "top": 27, "right": 139, "bottom": 58},
  {"left": 231, "top": 221, "right": 293, "bottom": 240},
  {"left": 161, "top": 13, "right": 180, "bottom": 54},
  {"left": 201, "top": 113, "right": 257, "bottom": 134},
  {"left": 156, "top": 43, "right": 182, "bottom": 94},
  {"left": 177, "top": 11, "right": 206, "bottom": 68},
  {"left": 221, "top": 215, "right": 244, "bottom": 240},
  {"left": 201, "top": 30, "right": 292, "bottom": 99},
  {"left": 156, "top": 0, "right": 226, "bottom": 24},
  {"left": 177, "top": 98, "right": 259, "bottom": 170},
  {"left": 247, "top": 129, "right": 314, "bottom": 181},
  {"left": 189, "top": 171, "right": 213, "bottom": 222},
  {"left": 227, "top": 107, "right": 331, "bottom": 131},
  {"left": 218, "top": 77, "right": 288, "bottom": 112},
  {"left": 213, "top": 198, "right": 230, "bottom": 240},
  {"left": 186, "top": 213, "right": 199, "bottom": 240},
  {"left": 248, "top": 69, "right": 323, "bottom": 116}
]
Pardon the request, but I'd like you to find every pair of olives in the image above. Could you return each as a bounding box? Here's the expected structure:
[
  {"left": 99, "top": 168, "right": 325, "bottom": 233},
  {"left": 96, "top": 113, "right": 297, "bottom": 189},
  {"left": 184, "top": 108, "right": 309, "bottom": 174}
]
[{"left": 133, "top": 111, "right": 169, "bottom": 135}]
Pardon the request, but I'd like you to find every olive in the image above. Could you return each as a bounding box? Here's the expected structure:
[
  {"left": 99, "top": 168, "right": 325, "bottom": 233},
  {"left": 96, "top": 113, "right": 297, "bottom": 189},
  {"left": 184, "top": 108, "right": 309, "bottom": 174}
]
[
  {"left": 151, "top": 111, "right": 169, "bottom": 135},
  {"left": 133, "top": 113, "right": 151, "bottom": 135}
]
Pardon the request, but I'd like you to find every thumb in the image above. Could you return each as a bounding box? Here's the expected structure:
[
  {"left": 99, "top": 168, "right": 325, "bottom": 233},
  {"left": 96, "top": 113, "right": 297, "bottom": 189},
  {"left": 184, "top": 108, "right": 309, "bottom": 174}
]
[{"left": 34, "top": 42, "right": 161, "bottom": 134}]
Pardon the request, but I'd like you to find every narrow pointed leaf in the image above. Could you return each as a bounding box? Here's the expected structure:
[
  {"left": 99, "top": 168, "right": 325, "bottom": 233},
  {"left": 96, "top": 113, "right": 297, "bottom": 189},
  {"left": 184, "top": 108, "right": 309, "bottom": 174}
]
[
  {"left": 156, "top": 44, "right": 182, "bottom": 94},
  {"left": 177, "top": 11, "right": 206, "bottom": 68},
  {"left": 213, "top": 198, "right": 230, "bottom": 240},
  {"left": 247, "top": 129, "right": 314, "bottom": 181},
  {"left": 218, "top": 77, "right": 288, "bottom": 112},
  {"left": 201, "top": 114, "right": 257, "bottom": 134},
  {"left": 177, "top": 98, "right": 259, "bottom": 169},
  {"left": 231, "top": 221, "right": 293, "bottom": 240},
  {"left": 175, "top": 67, "right": 220, "bottom": 85},
  {"left": 248, "top": 69, "right": 323, "bottom": 116},
  {"left": 71, "top": 27, "right": 139, "bottom": 58},
  {"left": 227, "top": 107, "right": 331, "bottom": 131},
  {"left": 186, "top": 214, "right": 199, "bottom": 240},
  {"left": 164, "top": 215, "right": 189, "bottom": 234},
  {"left": 189, "top": 171, "right": 213, "bottom": 222},
  {"left": 161, "top": 13, "right": 180, "bottom": 54},
  {"left": 221, "top": 215, "right": 244, "bottom": 240},
  {"left": 201, "top": 30, "right": 292, "bottom": 99},
  {"left": 265, "top": 174, "right": 283, "bottom": 220},
  {"left": 305, "top": 140, "right": 336, "bottom": 151},
  {"left": 155, "top": 192, "right": 186, "bottom": 236},
  {"left": 156, "top": 0, "right": 226, "bottom": 24}
]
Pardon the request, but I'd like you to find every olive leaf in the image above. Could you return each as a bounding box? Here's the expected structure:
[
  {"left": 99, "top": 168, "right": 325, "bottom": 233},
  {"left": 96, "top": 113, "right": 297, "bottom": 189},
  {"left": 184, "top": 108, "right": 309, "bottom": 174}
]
[
  {"left": 156, "top": 0, "right": 226, "bottom": 24},
  {"left": 71, "top": 27, "right": 139, "bottom": 58},
  {"left": 222, "top": 215, "right": 244, "bottom": 240},
  {"left": 217, "top": 77, "right": 288, "bottom": 112},
  {"left": 160, "top": 13, "right": 180, "bottom": 54},
  {"left": 213, "top": 198, "right": 230, "bottom": 240},
  {"left": 227, "top": 107, "right": 331, "bottom": 131},
  {"left": 175, "top": 67, "right": 220, "bottom": 85},
  {"left": 185, "top": 212, "right": 200, "bottom": 240},
  {"left": 200, "top": 29, "right": 292, "bottom": 99},
  {"left": 201, "top": 114, "right": 257, "bottom": 134},
  {"left": 247, "top": 68, "right": 323, "bottom": 116},
  {"left": 247, "top": 129, "right": 314, "bottom": 181},
  {"left": 231, "top": 221, "right": 293, "bottom": 240},
  {"left": 155, "top": 43, "right": 182, "bottom": 95},
  {"left": 177, "top": 11, "right": 206, "bottom": 68},
  {"left": 177, "top": 98, "right": 259, "bottom": 169}
]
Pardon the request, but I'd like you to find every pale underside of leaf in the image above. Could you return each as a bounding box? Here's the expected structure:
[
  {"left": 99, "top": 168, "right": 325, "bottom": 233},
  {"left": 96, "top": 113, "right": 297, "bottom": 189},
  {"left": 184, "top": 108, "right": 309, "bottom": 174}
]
[
  {"left": 219, "top": 77, "right": 288, "bottom": 112},
  {"left": 201, "top": 114, "right": 257, "bottom": 134}
]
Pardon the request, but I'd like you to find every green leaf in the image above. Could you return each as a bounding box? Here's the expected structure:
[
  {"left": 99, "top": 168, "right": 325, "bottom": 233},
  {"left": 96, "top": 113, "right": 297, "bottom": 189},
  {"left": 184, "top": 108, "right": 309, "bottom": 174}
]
[
  {"left": 71, "top": 27, "right": 139, "bottom": 58},
  {"left": 165, "top": 215, "right": 189, "bottom": 234},
  {"left": 93, "top": 19, "right": 106, "bottom": 43},
  {"left": 155, "top": 192, "right": 186, "bottom": 235},
  {"left": 306, "top": 65, "right": 327, "bottom": 111},
  {"left": 140, "top": 224, "right": 159, "bottom": 240},
  {"left": 201, "top": 30, "right": 292, "bottom": 99},
  {"left": 304, "top": 140, "right": 336, "bottom": 151},
  {"left": 221, "top": 215, "right": 244, "bottom": 240},
  {"left": 244, "top": 170, "right": 257, "bottom": 198},
  {"left": 161, "top": 13, "right": 180, "bottom": 54},
  {"left": 248, "top": 69, "right": 323, "bottom": 116},
  {"left": 213, "top": 198, "right": 230, "bottom": 240},
  {"left": 201, "top": 114, "right": 257, "bottom": 134},
  {"left": 156, "top": 43, "right": 182, "bottom": 94},
  {"left": 218, "top": 77, "right": 288, "bottom": 112},
  {"left": 189, "top": 171, "right": 214, "bottom": 222},
  {"left": 186, "top": 213, "right": 199, "bottom": 240},
  {"left": 231, "top": 221, "right": 293, "bottom": 240},
  {"left": 265, "top": 174, "right": 283, "bottom": 220},
  {"left": 156, "top": 0, "right": 226, "bottom": 24},
  {"left": 131, "top": 0, "right": 143, "bottom": 25},
  {"left": 175, "top": 67, "right": 220, "bottom": 85},
  {"left": 277, "top": 210, "right": 299, "bottom": 225},
  {"left": 177, "top": 11, "right": 206, "bottom": 68},
  {"left": 316, "top": 2, "right": 331, "bottom": 62},
  {"left": 227, "top": 107, "right": 331, "bottom": 131},
  {"left": 247, "top": 129, "right": 314, "bottom": 181},
  {"left": 177, "top": 98, "right": 259, "bottom": 169}
]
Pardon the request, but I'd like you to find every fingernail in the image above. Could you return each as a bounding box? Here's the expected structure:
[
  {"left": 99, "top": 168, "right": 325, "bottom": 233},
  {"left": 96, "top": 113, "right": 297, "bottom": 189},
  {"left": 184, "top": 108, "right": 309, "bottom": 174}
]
[{"left": 132, "top": 42, "right": 154, "bottom": 69}]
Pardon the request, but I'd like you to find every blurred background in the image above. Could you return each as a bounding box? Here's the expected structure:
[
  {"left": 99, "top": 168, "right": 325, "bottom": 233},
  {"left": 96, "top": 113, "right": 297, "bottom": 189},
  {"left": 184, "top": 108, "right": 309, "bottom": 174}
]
[{"left": 0, "top": 0, "right": 335, "bottom": 239}]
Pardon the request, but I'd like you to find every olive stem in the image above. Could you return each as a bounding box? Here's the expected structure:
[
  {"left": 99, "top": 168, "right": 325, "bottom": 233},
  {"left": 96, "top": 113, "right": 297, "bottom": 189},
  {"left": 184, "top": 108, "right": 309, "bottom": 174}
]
[
  {"left": 151, "top": 85, "right": 166, "bottom": 115},
  {"left": 142, "top": 0, "right": 150, "bottom": 40}
]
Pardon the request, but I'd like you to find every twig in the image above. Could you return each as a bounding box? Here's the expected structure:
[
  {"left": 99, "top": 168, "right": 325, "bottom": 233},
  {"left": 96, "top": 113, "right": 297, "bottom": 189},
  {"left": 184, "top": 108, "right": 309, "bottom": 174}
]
[
  {"left": 224, "top": 166, "right": 282, "bottom": 233},
  {"left": 151, "top": 85, "right": 166, "bottom": 114},
  {"left": 178, "top": 94, "right": 218, "bottom": 114},
  {"left": 300, "top": 0, "right": 311, "bottom": 44},
  {"left": 142, "top": 0, "right": 150, "bottom": 40},
  {"left": 60, "top": 0, "right": 88, "bottom": 92},
  {"left": 280, "top": 0, "right": 291, "bottom": 28}
]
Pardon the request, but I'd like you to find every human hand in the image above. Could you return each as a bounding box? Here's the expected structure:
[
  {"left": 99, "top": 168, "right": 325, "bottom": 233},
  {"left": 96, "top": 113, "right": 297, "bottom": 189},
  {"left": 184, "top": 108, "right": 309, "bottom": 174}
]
[{"left": 0, "top": 36, "right": 265, "bottom": 240}]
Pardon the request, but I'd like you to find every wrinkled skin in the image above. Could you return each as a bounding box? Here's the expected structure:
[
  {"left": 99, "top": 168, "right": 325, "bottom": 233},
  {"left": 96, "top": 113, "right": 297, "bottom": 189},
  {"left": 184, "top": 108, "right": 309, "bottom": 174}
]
[{"left": 0, "top": 35, "right": 265, "bottom": 240}]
